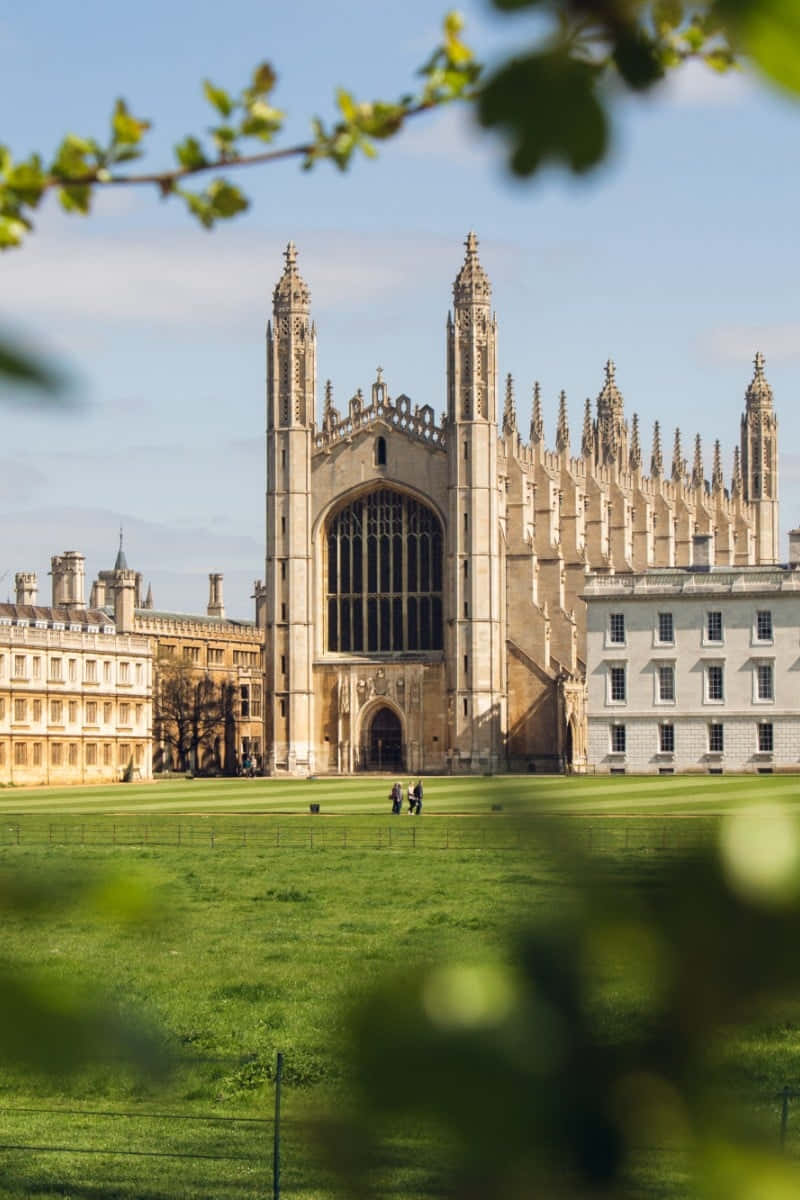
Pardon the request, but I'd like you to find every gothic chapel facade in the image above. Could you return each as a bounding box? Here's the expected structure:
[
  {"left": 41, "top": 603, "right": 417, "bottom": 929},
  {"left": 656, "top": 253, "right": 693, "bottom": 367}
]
[{"left": 264, "top": 236, "right": 779, "bottom": 776}]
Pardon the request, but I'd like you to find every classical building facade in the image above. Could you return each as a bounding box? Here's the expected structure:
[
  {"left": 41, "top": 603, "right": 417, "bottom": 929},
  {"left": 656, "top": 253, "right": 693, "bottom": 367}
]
[
  {"left": 585, "top": 533, "right": 800, "bottom": 773},
  {"left": 264, "top": 236, "right": 781, "bottom": 776},
  {"left": 0, "top": 559, "right": 153, "bottom": 786}
]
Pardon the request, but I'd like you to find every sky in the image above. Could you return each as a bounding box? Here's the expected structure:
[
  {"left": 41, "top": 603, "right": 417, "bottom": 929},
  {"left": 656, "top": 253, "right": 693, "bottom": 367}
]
[{"left": 1, "top": 1, "right": 799, "bottom": 618}]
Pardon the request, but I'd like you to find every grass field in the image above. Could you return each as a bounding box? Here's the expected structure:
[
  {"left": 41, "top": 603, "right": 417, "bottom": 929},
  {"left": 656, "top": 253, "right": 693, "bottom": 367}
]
[{"left": 0, "top": 774, "right": 798, "bottom": 1197}]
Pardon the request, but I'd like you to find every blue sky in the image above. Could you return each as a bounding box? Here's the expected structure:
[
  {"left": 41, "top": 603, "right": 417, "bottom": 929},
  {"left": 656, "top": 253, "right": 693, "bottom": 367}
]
[{"left": 1, "top": 1, "right": 799, "bottom": 617}]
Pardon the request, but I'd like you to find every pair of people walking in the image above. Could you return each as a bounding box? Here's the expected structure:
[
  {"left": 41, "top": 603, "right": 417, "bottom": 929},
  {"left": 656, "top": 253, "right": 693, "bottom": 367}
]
[{"left": 389, "top": 780, "right": 423, "bottom": 815}]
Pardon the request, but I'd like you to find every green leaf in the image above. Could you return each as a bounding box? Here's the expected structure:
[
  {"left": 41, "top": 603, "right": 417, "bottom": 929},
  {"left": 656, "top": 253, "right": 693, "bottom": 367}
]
[
  {"left": 0, "top": 334, "right": 65, "bottom": 392},
  {"left": 250, "top": 62, "right": 277, "bottom": 96},
  {"left": 479, "top": 50, "right": 608, "bottom": 175},
  {"left": 653, "top": 0, "right": 684, "bottom": 31},
  {"left": 3, "top": 156, "right": 45, "bottom": 205},
  {"left": 203, "top": 79, "right": 234, "bottom": 117},
  {"left": 704, "top": 47, "right": 736, "bottom": 69},
  {"left": 111, "top": 98, "right": 150, "bottom": 146},
  {"left": 0, "top": 215, "right": 29, "bottom": 249},
  {"left": 613, "top": 27, "right": 665, "bottom": 89},
  {"left": 59, "top": 183, "right": 91, "bottom": 214},
  {"left": 207, "top": 178, "right": 249, "bottom": 217},
  {"left": 731, "top": 0, "right": 800, "bottom": 92},
  {"left": 336, "top": 88, "right": 357, "bottom": 121},
  {"left": 175, "top": 135, "right": 208, "bottom": 170}
]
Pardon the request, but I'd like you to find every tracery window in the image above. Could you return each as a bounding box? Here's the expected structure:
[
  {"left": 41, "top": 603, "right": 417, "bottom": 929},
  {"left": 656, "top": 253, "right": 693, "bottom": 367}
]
[{"left": 327, "top": 489, "right": 443, "bottom": 653}]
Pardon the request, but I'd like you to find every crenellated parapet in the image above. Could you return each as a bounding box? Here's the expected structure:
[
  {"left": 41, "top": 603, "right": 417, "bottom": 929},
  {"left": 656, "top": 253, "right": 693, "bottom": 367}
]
[{"left": 313, "top": 371, "right": 446, "bottom": 454}]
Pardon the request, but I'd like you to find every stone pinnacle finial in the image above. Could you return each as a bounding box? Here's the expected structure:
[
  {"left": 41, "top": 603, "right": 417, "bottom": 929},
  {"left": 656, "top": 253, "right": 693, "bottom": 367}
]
[
  {"left": 605, "top": 358, "right": 615, "bottom": 383},
  {"left": 732, "top": 445, "right": 742, "bottom": 496},
  {"left": 465, "top": 231, "right": 479, "bottom": 257},
  {"left": 692, "top": 433, "right": 704, "bottom": 489},
  {"left": 503, "top": 373, "right": 517, "bottom": 436},
  {"left": 556, "top": 390, "right": 570, "bottom": 453},
  {"left": 746, "top": 348, "right": 773, "bottom": 409},
  {"left": 273, "top": 239, "right": 310, "bottom": 309},
  {"left": 671, "top": 428, "right": 685, "bottom": 483},
  {"left": 629, "top": 412, "right": 641, "bottom": 471},
  {"left": 581, "top": 396, "right": 594, "bottom": 460},
  {"left": 712, "top": 439, "right": 723, "bottom": 491},
  {"left": 530, "top": 381, "right": 544, "bottom": 444},
  {"left": 114, "top": 526, "right": 128, "bottom": 572},
  {"left": 453, "top": 231, "right": 490, "bottom": 305},
  {"left": 754, "top": 349, "right": 765, "bottom": 375},
  {"left": 651, "top": 420, "right": 663, "bottom": 477}
]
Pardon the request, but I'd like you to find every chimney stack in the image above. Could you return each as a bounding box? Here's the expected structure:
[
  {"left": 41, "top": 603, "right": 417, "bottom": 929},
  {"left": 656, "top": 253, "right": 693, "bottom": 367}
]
[
  {"left": 50, "top": 551, "right": 86, "bottom": 609},
  {"left": 208, "top": 573, "right": 225, "bottom": 618},
  {"left": 15, "top": 572, "right": 38, "bottom": 605},
  {"left": 789, "top": 528, "right": 800, "bottom": 568}
]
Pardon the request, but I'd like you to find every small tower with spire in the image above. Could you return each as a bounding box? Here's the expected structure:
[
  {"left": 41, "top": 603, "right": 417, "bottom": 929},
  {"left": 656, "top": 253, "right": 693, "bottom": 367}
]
[
  {"left": 265, "top": 241, "right": 317, "bottom": 774},
  {"left": 740, "top": 350, "right": 779, "bottom": 562},
  {"left": 596, "top": 359, "right": 627, "bottom": 468}
]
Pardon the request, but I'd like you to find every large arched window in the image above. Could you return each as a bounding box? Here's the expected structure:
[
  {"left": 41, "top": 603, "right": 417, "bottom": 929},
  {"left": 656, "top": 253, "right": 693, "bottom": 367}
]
[{"left": 327, "top": 488, "right": 443, "bottom": 653}]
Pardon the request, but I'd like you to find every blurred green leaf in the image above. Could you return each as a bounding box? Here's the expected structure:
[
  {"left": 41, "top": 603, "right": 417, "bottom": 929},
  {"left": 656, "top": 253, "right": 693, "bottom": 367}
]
[
  {"left": 203, "top": 78, "right": 234, "bottom": 116},
  {"left": 111, "top": 98, "right": 150, "bottom": 146},
  {"left": 0, "top": 335, "right": 65, "bottom": 393},
  {"left": 479, "top": 50, "right": 608, "bottom": 174},
  {"left": 175, "top": 134, "right": 208, "bottom": 169},
  {"left": 613, "top": 27, "right": 665, "bottom": 89}
]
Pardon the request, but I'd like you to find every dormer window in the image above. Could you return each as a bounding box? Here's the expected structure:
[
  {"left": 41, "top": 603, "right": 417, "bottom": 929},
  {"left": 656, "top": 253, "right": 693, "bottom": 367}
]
[{"left": 375, "top": 436, "right": 387, "bottom": 466}]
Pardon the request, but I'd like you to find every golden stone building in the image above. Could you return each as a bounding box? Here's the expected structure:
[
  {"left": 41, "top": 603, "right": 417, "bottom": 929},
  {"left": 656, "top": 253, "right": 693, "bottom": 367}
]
[{"left": 264, "top": 235, "right": 779, "bottom": 776}]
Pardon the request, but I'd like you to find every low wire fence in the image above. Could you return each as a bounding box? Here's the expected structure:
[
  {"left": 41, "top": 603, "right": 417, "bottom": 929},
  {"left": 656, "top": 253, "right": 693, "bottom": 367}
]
[{"left": 0, "top": 817, "right": 720, "bottom": 854}]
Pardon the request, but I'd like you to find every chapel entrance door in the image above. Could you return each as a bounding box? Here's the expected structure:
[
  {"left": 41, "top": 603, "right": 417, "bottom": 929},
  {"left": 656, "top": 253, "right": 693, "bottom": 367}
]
[{"left": 368, "top": 706, "right": 403, "bottom": 772}]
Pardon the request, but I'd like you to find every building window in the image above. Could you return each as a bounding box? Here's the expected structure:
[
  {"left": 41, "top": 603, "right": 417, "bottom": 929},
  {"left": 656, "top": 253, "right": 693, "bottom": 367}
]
[
  {"left": 135, "top": 704, "right": 143, "bottom": 725},
  {"left": 104, "top": 702, "right": 112, "bottom": 723},
  {"left": 208, "top": 648, "right": 224, "bottom": 665},
  {"left": 119, "top": 662, "right": 130, "bottom": 684},
  {"left": 68, "top": 658, "right": 78, "bottom": 682},
  {"left": 706, "top": 612, "right": 723, "bottom": 643},
  {"left": 240, "top": 685, "right": 250, "bottom": 719},
  {"left": 706, "top": 664, "right": 724, "bottom": 702},
  {"left": 33, "top": 699, "right": 42, "bottom": 722},
  {"left": 756, "top": 662, "right": 774, "bottom": 701},
  {"left": 251, "top": 686, "right": 262, "bottom": 718},
  {"left": 120, "top": 703, "right": 130, "bottom": 725},
  {"left": 279, "top": 698, "right": 286, "bottom": 718},
  {"left": 608, "top": 613, "right": 625, "bottom": 644},
  {"left": 183, "top": 646, "right": 200, "bottom": 664},
  {"left": 86, "top": 743, "right": 97, "bottom": 766},
  {"left": 375, "top": 436, "right": 387, "bottom": 466},
  {"left": 610, "top": 725, "right": 626, "bottom": 753},
  {"left": 51, "top": 700, "right": 63, "bottom": 723},
  {"left": 103, "top": 743, "right": 112, "bottom": 766},
  {"left": 708, "top": 722, "right": 724, "bottom": 753},
  {"left": 135, "top": 743, "right": 143, "bottom": 766},
  {"left": 326, "top": 488, "right": 444, "bottom": 653},
  {"left": 119, "top": 745, "right": 128, "bottom": 766},
  {"left": 104, "top": 660, "right": 112, "bottom": 682},
  {"left": 86, "top": 701, "right": 97, "bottom": 724},
  {"left": 14, "top": 743, "right": 27, "bottom": 766},
  {"left": 758, "top": 722, "right": 774, "bottom": 752},
  {"left": 51, "top": 743, "right": 62, "bottom": 766},
  {"left": 32, "top": 742, "right": 42, "bottom": 766},
  {"left": 32, "top": 656, "right": 41, "bottom": 679},
  {"left": 13, "top": 654, "right": 25, "bottom": 678},
  {"left": 0, "top": 699, "right": 5, "bottom": 719},
  {"left": 135, "top": 663, "right": 143, "bottom": 684},
  {"left": 658, "top": 664, "right": 675, "bottom": 702},
  {"left": 85, "top": 659, "right": 97, "bottom": 682},
  {"left": 659, "top": 724, "right": 675, "bottom": 753},
  {"left": 68, "top": 701, "right": 78, "bottom": 723},
  {"left": 50, "top": 657, "right": 62, "bottom": 681},
  {"left": 756, "top": 610, "right": 773, "bottom": 642},
  {"left": 609, "top": 666, "right": 626, "bottom": 703},
  {"left": 657, "top": 612, "right": 674, "bottom": 644},
  {"left": 13, "top": 699, "right": 26, "bottom": 722},
  {"left": 67, "top": 743, "right": 78, "bottom": 766}
]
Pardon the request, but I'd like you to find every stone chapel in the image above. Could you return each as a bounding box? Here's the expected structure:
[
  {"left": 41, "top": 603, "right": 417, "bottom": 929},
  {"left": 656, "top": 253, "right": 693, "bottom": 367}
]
[{"left": 264, "top": 235, "right": 779, "bottom": 776}]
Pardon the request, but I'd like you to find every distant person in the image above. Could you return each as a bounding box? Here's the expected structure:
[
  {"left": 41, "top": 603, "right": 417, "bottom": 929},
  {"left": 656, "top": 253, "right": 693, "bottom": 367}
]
[
  {"left": 414, "top": 779, "right": 423, "bottom": 815},
  {"left": 408, "top": 782, "right": 415, "bottom": 814},
  {"left": 390, "top": 781, "right": 402, "bottom": 814}
]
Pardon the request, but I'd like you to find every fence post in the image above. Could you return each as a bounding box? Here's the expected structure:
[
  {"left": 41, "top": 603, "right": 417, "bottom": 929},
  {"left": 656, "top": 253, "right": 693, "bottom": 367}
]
[
  {"left": 273, "top": 1050, "right": 284, "bottom": 1200},
  {"left": 781, "top": 1086, "right": 791, "bottom": 1150},
  {"left": 412, "top": 826, "right": 416, "bottom": 849}
]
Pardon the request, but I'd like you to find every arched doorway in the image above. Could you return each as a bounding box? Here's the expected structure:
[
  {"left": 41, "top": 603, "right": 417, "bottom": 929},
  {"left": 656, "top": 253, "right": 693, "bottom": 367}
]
[
  {"left": 565, "top": 720, "right": 574, "bottom": 773},
  {"left": 367, "top": 706, "right": 403, "bottom": 771}
]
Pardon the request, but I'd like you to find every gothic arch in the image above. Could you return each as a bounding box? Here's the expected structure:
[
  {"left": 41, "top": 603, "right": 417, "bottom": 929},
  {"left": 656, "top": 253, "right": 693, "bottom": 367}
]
[{"left": 355, "top": 697, "right": 408, "bottom": 772}]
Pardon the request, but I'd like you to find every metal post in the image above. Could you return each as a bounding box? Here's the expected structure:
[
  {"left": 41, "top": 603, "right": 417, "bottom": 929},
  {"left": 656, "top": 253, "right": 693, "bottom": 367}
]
[
  {"left": 273, "top": 1050, "right": 284, "bottom": 1200},
  {"left": 781, "top": 1086, "right": 790, "bottom": 1150}
]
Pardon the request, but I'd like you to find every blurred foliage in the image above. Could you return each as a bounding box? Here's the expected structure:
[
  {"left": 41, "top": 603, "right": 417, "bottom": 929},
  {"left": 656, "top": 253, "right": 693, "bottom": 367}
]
[
  {"left": 333, "top": 809, "right": 800, "bottom": 1197},
  {"left": 0, "top": 865, "right": 166, "bottom": 1077}
]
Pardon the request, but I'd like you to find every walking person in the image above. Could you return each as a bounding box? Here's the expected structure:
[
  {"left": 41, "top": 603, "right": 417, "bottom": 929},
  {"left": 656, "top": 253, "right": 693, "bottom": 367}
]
[{"left": 414, "top": 779, "right": 423, "bottom": 815}]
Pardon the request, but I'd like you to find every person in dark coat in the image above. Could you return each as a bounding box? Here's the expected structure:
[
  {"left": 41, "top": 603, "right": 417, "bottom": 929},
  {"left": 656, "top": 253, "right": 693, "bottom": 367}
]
[{"left": 414, "top": 779, "right": 423, "bottom": 814}]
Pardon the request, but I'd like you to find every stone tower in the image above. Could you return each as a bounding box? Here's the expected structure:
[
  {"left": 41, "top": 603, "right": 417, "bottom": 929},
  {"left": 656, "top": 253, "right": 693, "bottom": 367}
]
[
  {"left": 50, "top": 551, "right": 86, "bottom": 610},
  {"left": 741, "top": 351, "right": 779, "bottom": 563},
  {"left": 445, "top": 232, "right": 505, "bottom": 771},
  {"left": 14, "top": 572, "right": 37, "bottom": 605},
  {"left": 265, "top": 242, "right": 317, "bottom": 774}
]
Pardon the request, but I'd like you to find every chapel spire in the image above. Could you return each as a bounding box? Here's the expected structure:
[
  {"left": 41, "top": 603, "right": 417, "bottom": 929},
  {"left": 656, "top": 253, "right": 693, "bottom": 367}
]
[
  {"left": 503, "top": 373, "right": 517, "bottom": 436},
  {"left": 671, "top": 428, "right": 684, "bottom": 484},
  {"left": 447, "top": 231, "right": 496, "bottom": 423},
  {"left": 581, "top": 396, "right": 594, "bottom": 461},
  {"left": 555, "top": 390, "right": 570, "bottom": 453},
  {"left": 651, "top": 421, "right": 663, "bottom": 478},
  {"left": 629, "top": 412, "right": 641, "bottom": 471},
  {"left": 712, "top": 439, "right": 724, "bottom": 492},
  {"left": 596, "top": 358, "right": 626, "bottom": 465},
  {"left": 692, "top": 434, "right": 704, "bottom": 490},
  {"left": 530, "top": 381, "right": 544, "bottom": 445}
]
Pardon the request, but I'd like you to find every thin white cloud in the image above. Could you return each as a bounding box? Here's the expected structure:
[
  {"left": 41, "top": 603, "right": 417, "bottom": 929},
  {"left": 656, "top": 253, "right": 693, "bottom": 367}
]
[{"left": 700, "top": 322, "right": 800, "bottom": 364}]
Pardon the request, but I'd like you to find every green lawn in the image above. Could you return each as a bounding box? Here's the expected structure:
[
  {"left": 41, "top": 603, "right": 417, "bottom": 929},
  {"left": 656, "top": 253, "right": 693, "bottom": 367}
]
[{"left": 0, "top": 775, "right": 796, "bottom": 1197}]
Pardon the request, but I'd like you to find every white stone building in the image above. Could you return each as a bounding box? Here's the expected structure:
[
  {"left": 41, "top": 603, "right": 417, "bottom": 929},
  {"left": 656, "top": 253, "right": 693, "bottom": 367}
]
[{"left": 585, "top": 534, "right": 800, "bottom": 773}]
